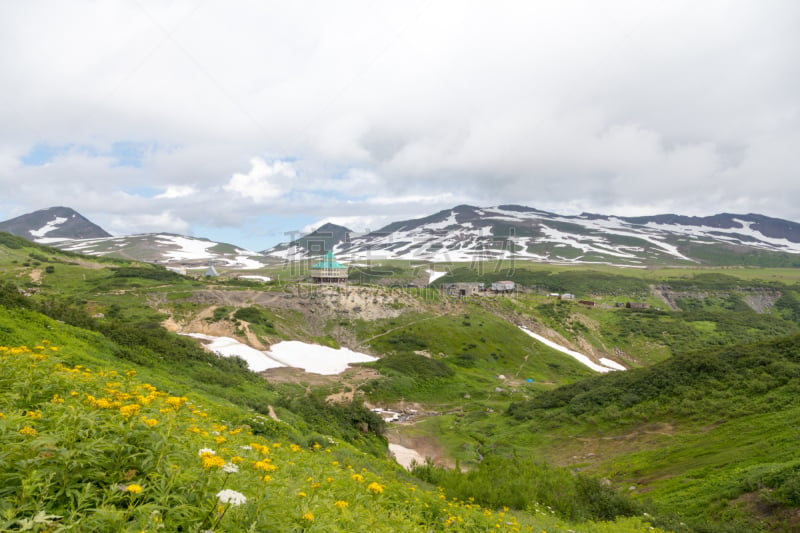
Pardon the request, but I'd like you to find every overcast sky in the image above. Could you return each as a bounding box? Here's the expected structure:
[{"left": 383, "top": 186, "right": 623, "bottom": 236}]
[{"left": 1, "top": 1, "right": 798, "bottom": 250}]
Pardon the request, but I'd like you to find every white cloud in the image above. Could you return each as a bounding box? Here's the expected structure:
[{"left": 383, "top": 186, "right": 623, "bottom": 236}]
[
  {"left": 155, "top": 185, "right": 196, "bottom": 199},
  {"left": 223, "top": 158, "right": 296, "bottom": 203},
  {"left": 1, "top": 1, "right": 799, "bottom": 248},
  {"left": 108, "top": 211, "right": 190, "bottom": 235}
]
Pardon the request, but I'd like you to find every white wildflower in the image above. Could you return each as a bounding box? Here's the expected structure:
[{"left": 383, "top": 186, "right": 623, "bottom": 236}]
[
  {"left": 198, "top": 448, "right": 215, "bottom": 456},
  {"left": 217, "top": 489, "right": 247, "bottom": 505},
  {"left": 222, "top": 463, "right": 239, "bottom": 474}
]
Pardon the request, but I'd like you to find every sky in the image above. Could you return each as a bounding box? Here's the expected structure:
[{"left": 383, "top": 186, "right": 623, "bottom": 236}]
[{"left": 1, "top": 1, "right": 798, "bottom": 251}]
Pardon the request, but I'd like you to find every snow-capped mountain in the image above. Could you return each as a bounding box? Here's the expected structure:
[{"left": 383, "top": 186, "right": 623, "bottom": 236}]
[
  {"left": 0, "top": 207, "right": 269, "bottom": 270},
  {"left": 0, "top": 206, "right": 111, "bottom": 242},
  {"left": 264, "top": 205, "right": 800, "bottom": 266},
  {"left": 51, "top": 233, "right": 269, "bottom": 270}
]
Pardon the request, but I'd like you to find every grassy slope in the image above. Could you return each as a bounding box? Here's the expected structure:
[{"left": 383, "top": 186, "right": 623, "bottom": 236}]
[
  {"left": 353, "top": 306, "right": 594, "bottom": 404},
  {"left": 5, "top": 234, "right": 800, "bottom": 531},
  {"left": 0, "top": 307, "right": 662, "bottom": 532},
  {"left": 493, "top": 334, "right": 800, "bottom": 531}
]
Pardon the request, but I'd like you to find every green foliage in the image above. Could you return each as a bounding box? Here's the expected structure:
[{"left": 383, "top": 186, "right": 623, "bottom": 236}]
[
  {"left": 5, "top": 344, "right": 647, "bottom": 532},
  {"left": 438, "top": 267, "right": 650, "bottom": 296},
  {"left": 374, "top": 353, "right": 454, "bottom": 380},
  {"left": 275, "top": 395, "right": 386, "bottom": 455},
  {"left": 508, "top": 332, "right": 800, "bottom": 422},
  {"left": 0, "top": 282, "right": 29, "bottom": 309},
  {"left": 682, "top": 243, "right": 800, "bottom": 267},
  {"left": 383, "top": 331, "right": 428, "bottom": 352},
  {"left": 412, "top": 455, "right": 641, "bottom": 521},
  {"left": 774, "top": 290, "right": 800, "bottom": 324},
  {"left": 0, "top": 232, "right": 126, "bottom": 264},
  {"left": 211, "top": 306, "right": 232, "bottom": 321},
  {"left": 233, "top": 307, "right": 275, "bottom": 330},
  {"left": 0, "top": 232, "right": 25, "bottom": 249},
  {"left": 110, "top": 266, "right": 186, "bottom": 282},
  {"left": 605, "top": 306, "right": 796, "bottom": 357}
]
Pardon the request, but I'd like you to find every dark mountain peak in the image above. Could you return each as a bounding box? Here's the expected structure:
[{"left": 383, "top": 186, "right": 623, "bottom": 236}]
[
  {"left": 0, "top": 206, "right": 111, "bottom": 242},
  {"left": 314, "top": 222, "right": 352, "bottom": 233},
  {"left": 579, "top": 212, "right": 609, "bottom": 220},
  {"left": 266, "top": 221, "right": 354, "bottom": 255}
]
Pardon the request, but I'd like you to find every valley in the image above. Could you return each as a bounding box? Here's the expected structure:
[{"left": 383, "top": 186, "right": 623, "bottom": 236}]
[{"left": 2, "top": 224, "right": 800, "bottom": 532}]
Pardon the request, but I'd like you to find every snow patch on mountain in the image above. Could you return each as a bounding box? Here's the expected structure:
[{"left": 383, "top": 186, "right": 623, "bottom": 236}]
[
  {"left": 519, "top": 326, "right": 621, "bottom": 373},
  {"left": 185, "top": 334, "right": 377, "bottom": 375},
  {"left": 29, "top": 216, "right": 69, "bottom": 239}
]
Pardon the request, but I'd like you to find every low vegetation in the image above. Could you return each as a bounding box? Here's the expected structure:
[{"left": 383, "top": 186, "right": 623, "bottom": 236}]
[{"left": 3, "top": 234, "right": 800, "bottom": 531}]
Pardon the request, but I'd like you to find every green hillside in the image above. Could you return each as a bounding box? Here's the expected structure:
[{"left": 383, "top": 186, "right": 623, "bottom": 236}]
[
  {"left": 3, "top": 232, "right": 800, "bottom": 531},
  {"left": 0, "top": 234, "right": 664, "bottom": 532}
]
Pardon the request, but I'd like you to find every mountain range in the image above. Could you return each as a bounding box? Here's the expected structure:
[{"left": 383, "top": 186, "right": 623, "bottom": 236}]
[
  {"left": 266, "top": 204, "right": 800, "bottom": 267},
  {"left": 0, "top": 207, "right": 266, "bottom": 270},
  {"left": 3, "top": 205, "right": 800, "bottom": 268}
]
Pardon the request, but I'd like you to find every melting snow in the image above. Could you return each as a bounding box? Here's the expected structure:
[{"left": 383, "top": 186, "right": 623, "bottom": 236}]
[
  {"left": 426, "top": 269, "right": 448, "bottom": 284},
  {"left": 184, "top": 334, "right": 376, "bottom": 375},
  {"left": 267, "top": 341, "right": 377, "bottom": 375},
  {"left": 422, "top": 212, "right": 459, "bottom": 230},
  {"left": 519, "top": 326, "right": 621, "bottom": 373},
  {"left": 238, "top": 275, "right": 272, "bottom": 282},
  {"left": 156, "top": 235, "right": 216, "bottom": 261},
  {"left": 599, "top": 358, "right": 627, "bottom": 371},
  {"left": 30, "top": 217, "right": 68, "bottom": 238},
  {"left": 184, "top": 333, "right": 284, "bottom": 372}
]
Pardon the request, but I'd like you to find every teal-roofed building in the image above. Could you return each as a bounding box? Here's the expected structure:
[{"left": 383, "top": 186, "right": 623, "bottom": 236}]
[{"left": 310, "top": 251, "right": 348, "bottom": 284}]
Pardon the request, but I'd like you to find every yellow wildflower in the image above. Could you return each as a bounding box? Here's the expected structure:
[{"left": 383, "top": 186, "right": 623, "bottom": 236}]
[
  {"left": 51, "top": 394, "right": 64, "bottom": 404},
  {"left": 19, "top": 426, "right": 38, "bottom": 436},
  {"left": 95, "top": 398, "right": 113, "bottom": 409},
  {"left": 253, "top": 460, "right": 277, "bottom": 472},
  {"left": 141, "top": 417, "right": 159, "bottom": 427},
  {"left": 290, "top": 443, "right": 301, "bottom": 452},
  {"left": 214, "top": 435, "right": 226, "bottom": 444},
  {"left": 126, "top": 484, "right": 143, "bottom": 494},
  {"left": 250, "top": 443, "right": 270, "bottom": 454},
  {"left": 202, "top": 455, "right": 226, "bottom": 469},
  {"left": 334, "top": 500, "right": 349, "bottom": 509},
  {"left": 165, "top": 396, "right": 188, "bottom": 409},
  {"left": 352, "top": 473, "right": 364, "bottom": 483},
  {"left": 25, "top": 410, "right": 43, "bottom": 419},
  {"left": 119, "top": 404, "right": 140, "bottom": 418},
  {"left": 230, "top": 456, "right": 245, "bottom": 464},
  {"left": 302, "top": 511, "right": 314, "bottom": 521},
  {"left": 367, "top": 482, "right": 385, "bottom": 495},
  {"left": 297, "top": 491, "right": 307, "bottom": 497}
]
